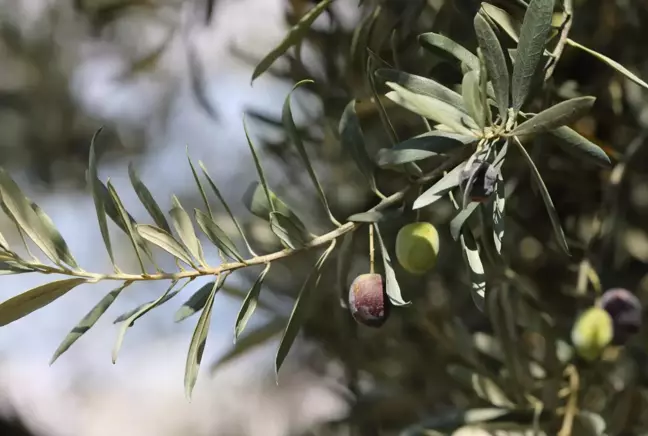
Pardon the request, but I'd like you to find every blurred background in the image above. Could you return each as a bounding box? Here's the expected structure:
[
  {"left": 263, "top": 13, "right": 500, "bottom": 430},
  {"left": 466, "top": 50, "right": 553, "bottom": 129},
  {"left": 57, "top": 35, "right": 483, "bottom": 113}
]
[{"left": 0, "top": 0, "right": 648, "bottom": 435}]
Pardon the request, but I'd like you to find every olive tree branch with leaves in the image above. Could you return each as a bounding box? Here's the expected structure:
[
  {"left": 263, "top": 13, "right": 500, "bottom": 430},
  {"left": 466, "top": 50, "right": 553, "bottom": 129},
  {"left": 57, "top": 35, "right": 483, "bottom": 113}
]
[{"left": 0, "top": 3, "right": 647, "bottom": 432}]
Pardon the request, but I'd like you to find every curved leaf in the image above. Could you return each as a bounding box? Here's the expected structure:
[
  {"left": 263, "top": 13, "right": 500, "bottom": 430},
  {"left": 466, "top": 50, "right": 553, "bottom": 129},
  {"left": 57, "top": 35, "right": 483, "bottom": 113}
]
[
  {"left": 460, "top": 230, "right": 487, "bottom": 311},
  {"left": 418, "top": 33, "right": 480, "bottom": 70},
  {"left": 234, "top": 263, "right": 271, "bottom": 341},
  {"left": 461, "top": 70, "right": 486, "bottom": 129},
  {"left": 546, "top": 126, "right": 611, "bottom": 167},
  {"left": 339, "top": 100, "right": 378, "bottom": 193},
  {"left": 0, "top": 278, "right": 86, "bottom": 327},
  {"left": 347, "top": 208, "right": 403, "bottom": 223},
  {"left": 242, "top": 181, "right": 306, "bottom": 227},
  {"left": 128, "top": 163, "right": 171, "bottom": 233},
  {"left": 374, "top": 224, "right": 410, "bottom": 306},
  {"left": 169, "top": 196, "right": 206, "bottom": 267},
  {"left": 376, "top": 132, "right": 472, "bottom": 167},
  {"left": 30, "top": 202, "right": 79, "bottom": 269},
  {"left": 450, "top": 202, "right": 480, "bottom": 241},
  {"left": 136, "top": 224, "right": 196, "bottom": 268},
  {"left": 243, "top": 116, "right": 274, "bottom": 215},
  {"left": 194, "top": 209, "right": 243, "bottom": 262},
  {"left": 174, "top": 279, "right": 225, "bottom": 323},
  {"left": 512, "top": 0, "right": 555, "bottom": 112},
  {"left": 474, "top": 13, "right": 510, "bottom": 121},
  {"left": 509, "top": 96, "right": 595, "bottom": 136},
  {"left": 187, "top": 153, "right": 213, "bottom": 218},
  {"left": 269, "top": 211, "right": 311, "bottom": 249},
  {"left": 113, "top": 287, "right": 182, "bottom": 324},
  {"left": 385, "top": 82, "right": 478, "bottom": 136},
  {"left": 413, "top": 163, "right": 465, "bottom": 209},
  {"left": 106, "top": 181, "right": 146, "bottom": 273}
]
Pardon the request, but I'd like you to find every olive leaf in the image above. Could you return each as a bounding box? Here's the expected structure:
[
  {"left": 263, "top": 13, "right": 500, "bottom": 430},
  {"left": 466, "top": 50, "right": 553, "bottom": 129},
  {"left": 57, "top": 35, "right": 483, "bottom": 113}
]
[
  {"left": 450, "top": 202, "right": 480, "bottom": 241},
  {"left": 106, "top": 181, "right": 147, "bottom": 273},
  {"left": 0, "top": 278, "right": 87, "bottom": 327},
  {"left": 474, "top": 12, "right": 510, "bottom": 122},
  {"left": 546, "top": 126, "right": 610, "bottom": 167},
  {"left": 0, "top": 168, "right": 74, "bottom": 267},
  {"left": 460, "top": 229, "right": 487, "bottom": 311},
  {"left": 385, "top": 82, "right": 478, "bottom": 136},
  {"left": 169, "top": 196, "right": 207, "bottom": 267},
  {"left": 413, "top": 163, "right": 464, "bottom": 209},
  {"left": 50, "top": 281, "right": 131, "bottom": 365},
  {"left": 508, "top": 96, "right": 595, "bottom": 137},
  {"left": 234, "top": 263, "right": 271, "bottom": 341},
  {"left": 376, "top": 132, "right": 473, "bottom": 167},
  {"left": 513, "top": 138, "right": 570, "bottom": 255},
  {"left": 136, "top": 224, "right": 196, "bottom": 268},
  {"left": 375, "top": 69, "right": 467, "bottom": 112},
  {"left": 269, "top": 211, "right": 311, "bottom": 249},
  {"left": 251, "top": 0, "right": 333, "bottom": 83},
  {"left": 187, "top": 152, "right": 213, "bottom": 218},
  {"left": 283, "top": 79, "right": 338, "bottom": 226},
  {"left": 242, "top": 181, "right": 306, "bottom": 228},
  {"left": 275, "top": 239, "right": 337, "bottom": 376},
  {"left": 492, "top": 174, "right": 507, "bottom": 255},
  {"left": 418, "top": 32, "right": 480, "bottom": 71},
  {"left": 128, "top": 163, "right": 171, "bottom": 233},
  {"left": 511, "top": 0, "right": 555, "bottom": 112},
  {"left": 174, "top": 278, "right": 225, "bottom": 323},
  {"left": 566, "top": 38, "right": 648, "bottom": 91},
  {"left": 113, "top": 287, "right": 182, "bottom": 323},
  {"left": 194, "top": 209, "right": 244, "bottom": 262},
  {"left": 374, "top": 224, "right": 410, "bottom": 306},
  {"left": 462, "top": 70, "right": 486, "bottom": 130},
  {"left": 339, "top": 100, "right": 378, "bottom": 194},
  {"left": 29, "top": 202, "right": 79, "bottom": 269},
  {"left": 347, "top": 208, "right": 403, "bottom": 223}
]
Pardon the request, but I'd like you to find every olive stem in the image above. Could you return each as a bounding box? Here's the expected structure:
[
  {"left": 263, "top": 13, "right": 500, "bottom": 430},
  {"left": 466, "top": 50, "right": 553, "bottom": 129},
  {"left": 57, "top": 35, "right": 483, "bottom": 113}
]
[{"left": 368, "top": 224, "right": 375, "bottom": 274}]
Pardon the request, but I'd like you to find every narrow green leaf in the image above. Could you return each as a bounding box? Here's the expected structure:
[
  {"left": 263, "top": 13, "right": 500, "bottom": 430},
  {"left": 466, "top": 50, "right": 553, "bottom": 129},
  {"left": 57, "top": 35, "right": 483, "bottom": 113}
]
[
  {"left": 462, "top": 70, "right": 486, "bottom": 129},
  {"left": 508, "top": 96, "right": 595, "bottom": 136},
  {"left": 128, "top": 163, "right": 171, "bottom": 233},
  {"left": 0, "top": 261, "right": 32, "bottom": 275},
  {"left": 512, "top": 0, "right": 555, "bottom": 112},
  {"left": 0, "top": 278, "right": 87, "bottom": 327},
  {"left": 186, "top": 152, "right": 212, "bottom": 218},
  {"left": 566, "top": 39, "right": 648, "bottom": 91},
  {"left": 234, "top": 263, "right": 271, "bottom": 341},
  {"left": 0, "top": 169, "right": 68, "bottom": 266},
  {"left": 474, "top": 13, "right": 510, "bottom": 121},
  {"left": 169, "top": 196, "right": 207, "bottom": 267},
  {"left": 376, "top": 132, "right": 473, "bottom": 167},
  {"left": 385, "top": 82, "right": 478, "bottom": 136},
  {"left": 413, "top": 163, "right": 464, "bottom": 210},
  {"left": 481, "top": 3, "right": 522, "bottom": 43},
  {"left": 418, "top": 33, "right": 480, "bottom": 71},
  {"left": 88, "top": 128, "right": 117, "bottom": 269},
  {"left": 174, "top": 279, "right": 224, "bottom": 323},
  {"left": 185, "top": 275, "right": 225, "bottom": 399},
  {"left": 242, "top": 181, "right": 306, "bottom": 228},
  {"left": 450, "top": 202, "right": 480, "bottom": 241},
  {"left": 194, "top": 209, "right": 243, "bottom": 262},
  {"left": 275, "top": 239, "right": 337, "bottom": 376},
  {"left": 513, "top": 138, "right": 570, "bottom": 255},
  {"left": 106, "top": 181, "right": 146, "bottom": 273},
  {"left": 269, "top": 211, "right": 311, "bottom": 249},
  {"left": 136, "top": 224, "right": 196, "bottom": 268},
  {"left": 347, "top": 208, "right": 402, "bottom": 223},
  {"left": 477, "top": 48, "right": 494, "bottom": 126},
  {"left": 30, "top": 202, "right": 79, "bottom": 269},
  {"left": 491, "top": 142, "right": 509, "bottom": 254},
  {"left": 199, "top": 161, "right": 256, "bottom": 255},
  {"left": 211, "top": 318, "right": 285, "bottom": 373},
  {"left": 460, "top": 230, "right": 487, "bottom": 311},
  {"left": 375, "top": 69, "right": 467, "bottom": 112},
  {"left": 243, "top": 116, "right": 274, "bottom": 212},
  {"left": 374, "top": 224, "right": 410, "bottom": 306},
  {"left": 283, "top": 79, "right": 338, "bottom": 226},
  {"left": 339, "top": 100, "right": 378, "bottom": 194},
  {"left": 112, "top": 279, "right": 187, "bottom": 363},
  {"left": 50, "top": 281, "right": 131, "bottom": 365},
  {"left": 336, "top": 232, "right": 354, "bottom": 308},
  {"left": 113, "top": 287, "right": 182, "bottom": 323},
  {"left": 546, "top": 126, "right": 611, "bottom": 167},
  {"left": 251, "top": 0, "right": 333, "bottom": 83}
]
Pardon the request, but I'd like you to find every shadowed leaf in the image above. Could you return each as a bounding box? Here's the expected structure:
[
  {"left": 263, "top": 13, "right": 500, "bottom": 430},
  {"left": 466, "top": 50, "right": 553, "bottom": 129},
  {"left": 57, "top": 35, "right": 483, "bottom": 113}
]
[
  {"left": 509, "top": 96, "right": 595, "bottom": 136},
  {"left": 269, "top": 211, "right": 311, "bottom": 249},
  {"left": 128, "top": 163, "right": 171, "bottom": 233},
  {"left": 462, "top": 70, "right": 486, "bottom": 129},
  {"left": 413, "top": 163, "right": 464, "bottom": 209},
  {"left": 374, "top": 224, "right": 410, "bottom": 306},
  {"left": 106, "top": 181, "right": 146, "bottom": 273},
  {"left": 418, "top": 33, "right": 480, "bottom": 71},
  {"left": 136, "top": 224, "right": 196, "bottom": 268},
  {"left": 194, "top": 209, "right": 243, "bottom": 262},
  {"left": 169, "top": 196, "right": 207, "bottom": 267},
  {"left": 234, "top": 263, "right": 271, "bottom": 341},
  {"left": 546, "top": 126, "right": 611, "bottom": 167},
  {"left": 340, "top": 100, "right": 378, "bottom": 194}
]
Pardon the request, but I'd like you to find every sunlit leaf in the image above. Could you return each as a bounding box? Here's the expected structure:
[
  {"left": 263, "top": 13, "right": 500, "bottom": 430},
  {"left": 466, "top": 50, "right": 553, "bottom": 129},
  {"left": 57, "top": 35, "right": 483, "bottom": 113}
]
[
  {"left": 136, "top": 224, "right": 196, "bottom": 268},
  {"left": 460, "top": 230, "right": 487, "bottom": 311},
  {"left": 186, "top": 153, "right": 213, "bottom": 219},
  {"left": 374, "top": 224, "right": 410, "bottom": 306},
  {"left": 347, "top": 208, "right": 402, "bottom": 223},
  {"left": 546, "top": 126, "right": 611, "bottom": 167},
  {"left": 269, "top": 211, "right": 311, "bottom": 249},
  {"left": 492, "top": 178, "right": 506, "bottom": 254},
  {"left": 234, "top": 263, "right": 271, "bottom": 341},
  {"left": 169, "top": 196, "right": 207, "bottom": 267},
  {"left": 375, "top": 69, "right": 466, "bottom": 112},
  {"left": 174, "top": 279, "right": 225, "bottom": 323},
  {"left": 194, "top": 209, "right": 243, "bottom": 262},
  {"left": 450, "top": 202, "right": 480, "bottom": 241},
  {"left": 418, "top": 33, "right": 480, "bottom": 71},
  {"left": 385, "top": 82, "right": 478, "bottom": 136},
  {"left": 275, "top": 239, "right": 336, "bottom": 376},
  {"left": 513, "top": 138, "right": 570, "bottom": 255},
  {"left": 512, "top": 0, "right": 555, "bottom": 112},
  {"left": 50, "top": 281, "right": 131, "bottom": 365},
  {"left": 0, "top": 278, "right": 87, "bottom": 327},
  {"left": 106, "top": 181, "right": 146, "bottom": 273},
  {"left": 413, "top": 163, "right": 464, "bottom": 209},
  {"left": 30, "top": 202, "right": 79, "bottom": 269},
  {"left": 508, "top": 96, "right": 595, "bottom": 136},
  {"left": 376, "top": 132, "right": 472, "bottom": 167},
  {"left": 128, "top": 163, "right": 171, "bottom": 233},
  {"left": 481, "top": 3, "right": 522, "bottom": 43},
  {"left": 474, "top": 12, "right": 510, "bottom": 121},
  {"left": 339, "top": 100, "right": 378, "bottom": 194},
  {"left": 113, "top": 287, "right": 182, "bottom": 324},
  {"left": 242, "top": 181, "right": 306, "bottom": 228},
  {"left": 251, "top": 0, "right": 333, "bottom": 82},
  {"left": 462, "top": 70, "right": 486, "bottom": 129}
]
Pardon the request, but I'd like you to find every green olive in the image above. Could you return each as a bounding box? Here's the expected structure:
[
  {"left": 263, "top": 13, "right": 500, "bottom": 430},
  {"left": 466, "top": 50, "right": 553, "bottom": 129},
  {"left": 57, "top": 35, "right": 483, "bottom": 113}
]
[
  {"left": 571, "top": 306, "right": 613, "bottom": 361},
  {"left": 395, "top": 222, "right": 440, "bottom": 275}
]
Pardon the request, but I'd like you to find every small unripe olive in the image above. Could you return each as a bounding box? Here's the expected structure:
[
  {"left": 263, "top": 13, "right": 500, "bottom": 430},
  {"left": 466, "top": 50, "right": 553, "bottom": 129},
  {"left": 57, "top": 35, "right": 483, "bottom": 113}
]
[
  {"left": 600, "top": 288, "right": 642, "bottom": 344},
  {"left": 571, "top": 307, "right": 613, "bottom": 361},
  {"left": 395, "top": 222, "right": 439, "bottom": 275},
  {"left": 348, "top": 273, "right": 389, "bottom": 327},
  {"left": 459, "top": 160, "right": 499, "bottom": 203}
]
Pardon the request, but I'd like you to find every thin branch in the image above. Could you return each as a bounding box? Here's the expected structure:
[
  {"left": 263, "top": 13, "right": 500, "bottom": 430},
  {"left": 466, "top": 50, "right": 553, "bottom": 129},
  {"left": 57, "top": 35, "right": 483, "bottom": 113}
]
[{"left": 544, "top": 0, "right": 573, "bottom": 82}]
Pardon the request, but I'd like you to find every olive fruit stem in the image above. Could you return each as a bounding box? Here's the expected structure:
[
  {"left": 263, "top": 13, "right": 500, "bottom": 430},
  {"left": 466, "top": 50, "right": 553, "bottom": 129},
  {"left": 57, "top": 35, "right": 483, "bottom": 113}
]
[{"left": 369, "top": 224, "right": 375, "bottom": 274}]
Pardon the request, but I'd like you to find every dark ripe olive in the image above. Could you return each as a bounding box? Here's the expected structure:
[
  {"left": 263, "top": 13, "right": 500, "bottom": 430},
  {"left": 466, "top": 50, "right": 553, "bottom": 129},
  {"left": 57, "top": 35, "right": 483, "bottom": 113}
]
[
  {"left": 600, "top": 288, "right": 643, "bottom": 344},
  {"left": 348, "top": 273, "right": 389, "bottom": 327},
  {"left": 459, "top": 160, "right": 499, "bottom": 203}
]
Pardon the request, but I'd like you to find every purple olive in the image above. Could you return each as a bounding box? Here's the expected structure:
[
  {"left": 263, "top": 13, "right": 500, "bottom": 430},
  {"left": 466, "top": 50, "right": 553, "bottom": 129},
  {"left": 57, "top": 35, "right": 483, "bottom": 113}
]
[
  {"left": 459, "top": 160, "right": 499, "bottom": 203},
  {"left": 348, "top": 273, "right": 389, "bottom": 327},
  {"left": 600, "top": 288, "right": 643, "bottom": 344}
]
